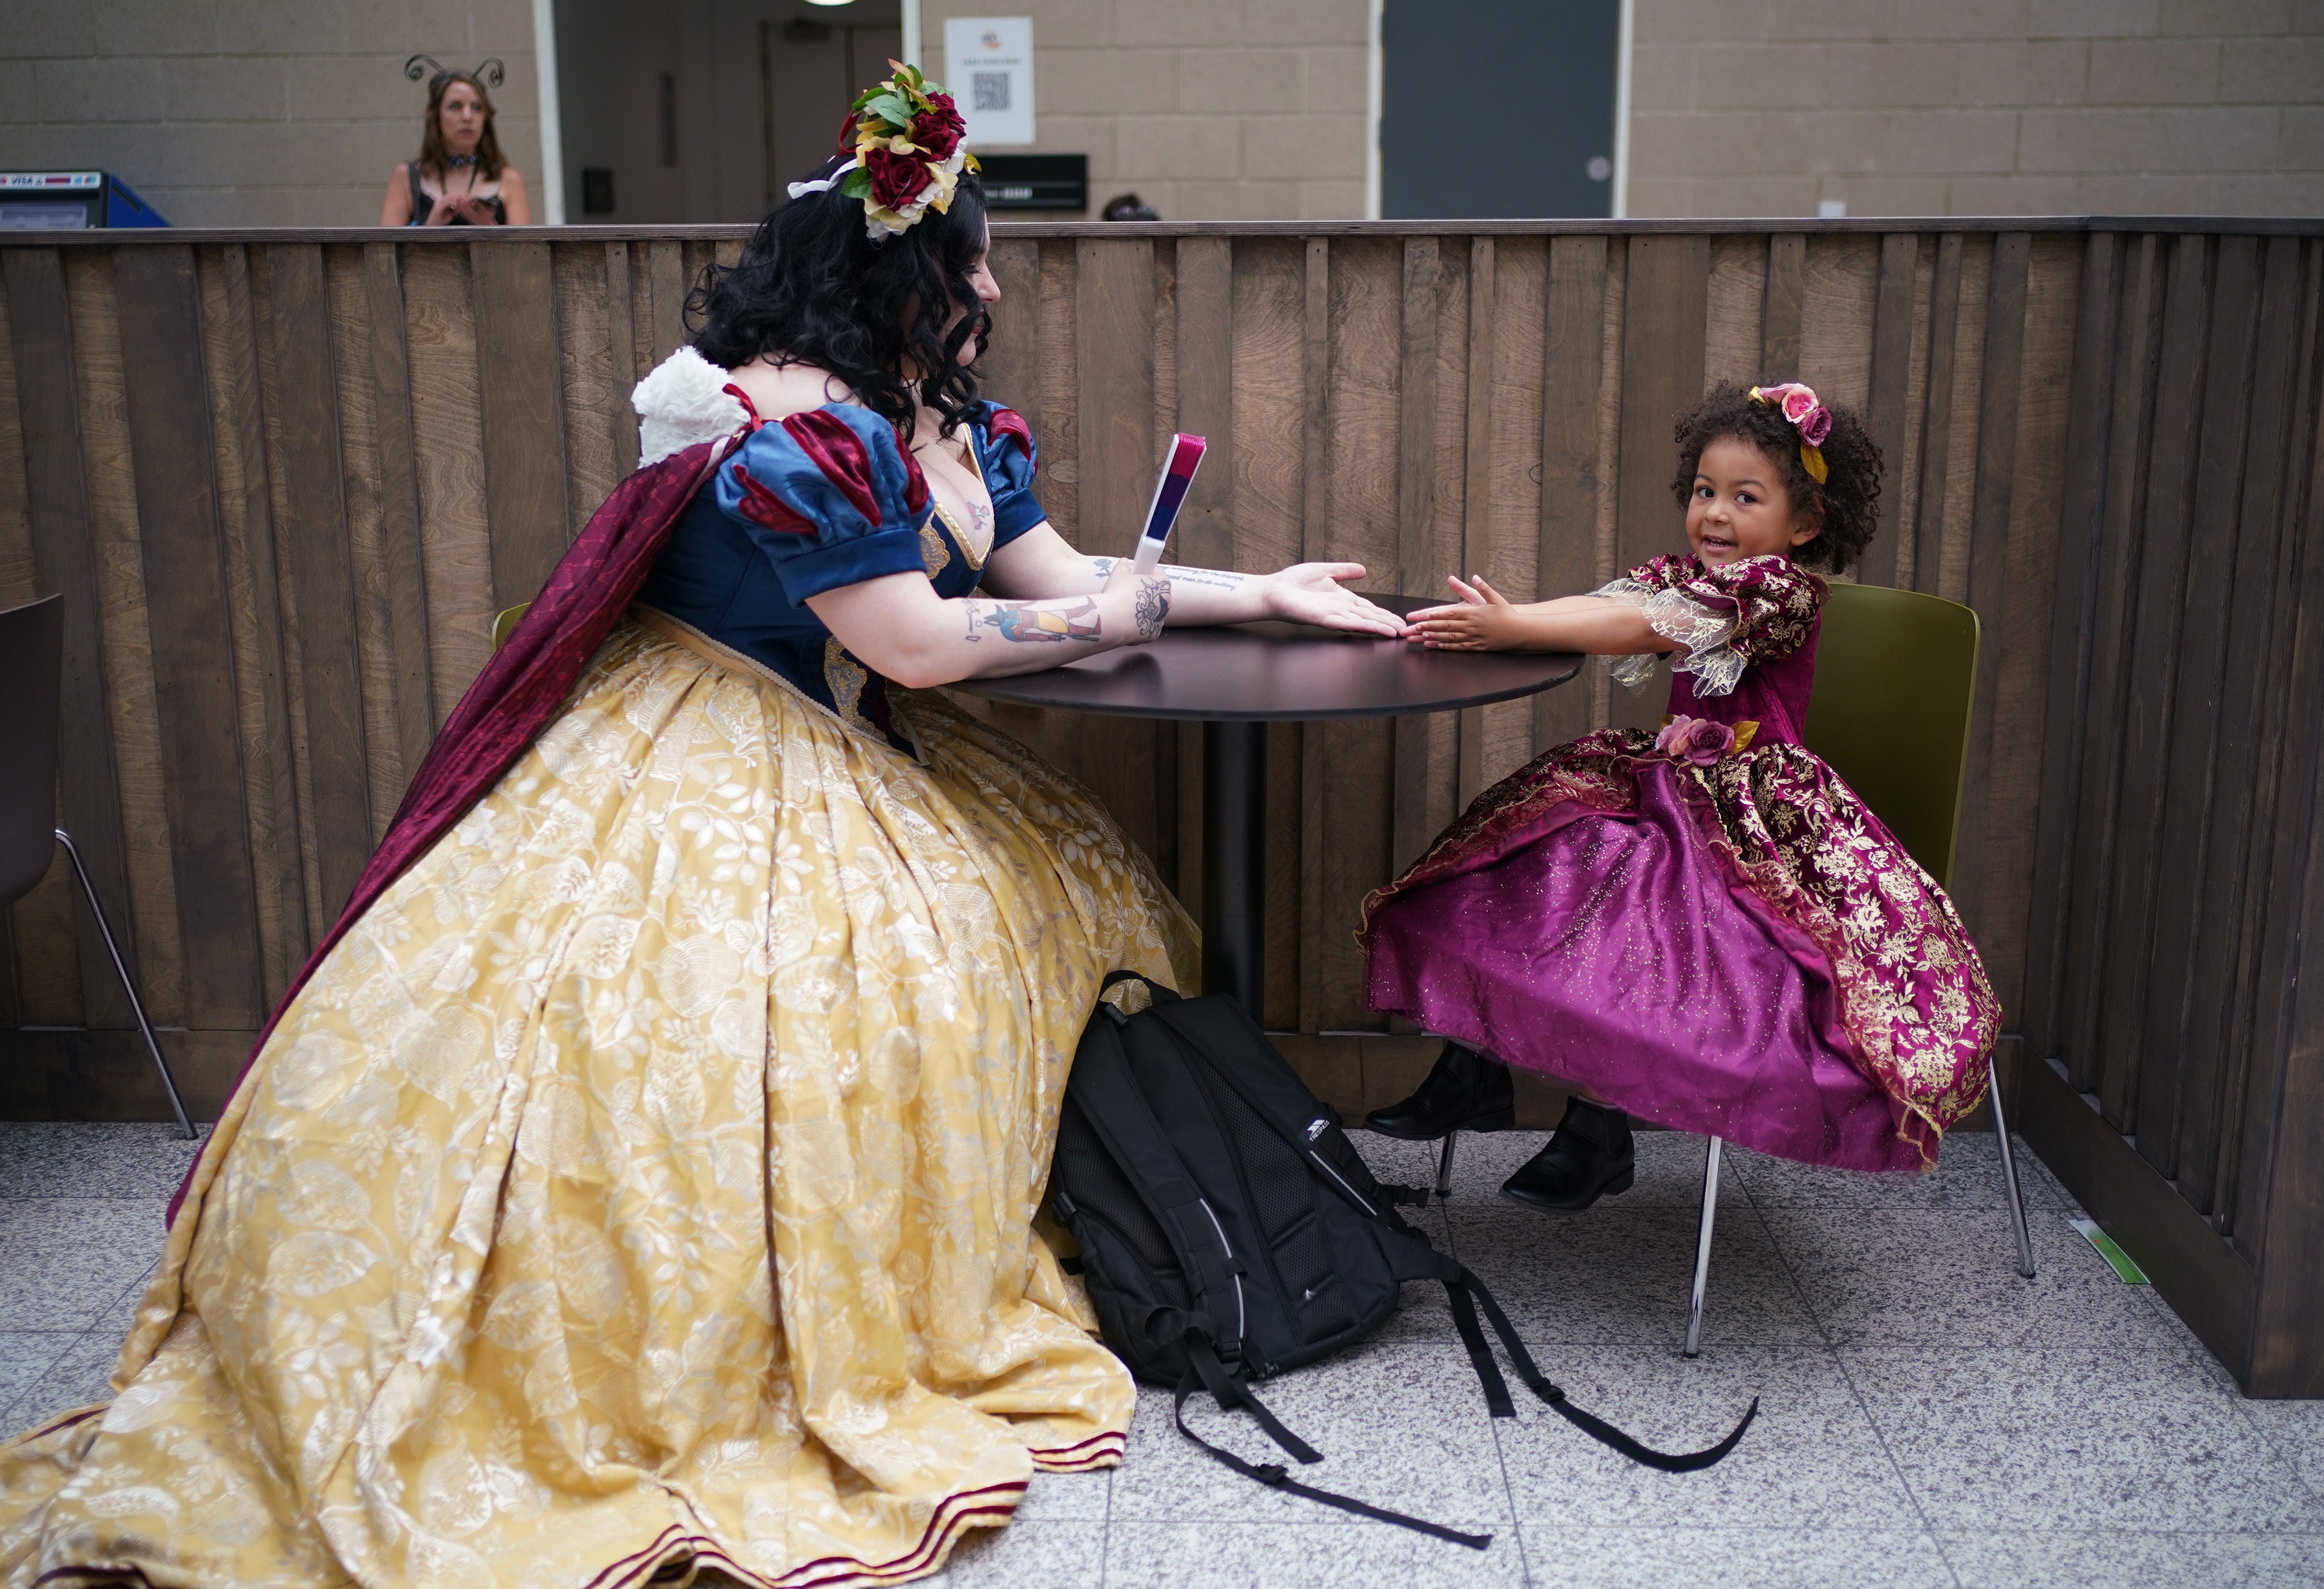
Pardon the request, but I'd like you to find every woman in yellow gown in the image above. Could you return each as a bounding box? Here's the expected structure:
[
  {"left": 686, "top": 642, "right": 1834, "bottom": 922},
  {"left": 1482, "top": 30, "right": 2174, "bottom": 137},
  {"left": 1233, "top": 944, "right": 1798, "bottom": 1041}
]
[{"left": 0, "top": 71, "right": 1399, "bottom": 1588}]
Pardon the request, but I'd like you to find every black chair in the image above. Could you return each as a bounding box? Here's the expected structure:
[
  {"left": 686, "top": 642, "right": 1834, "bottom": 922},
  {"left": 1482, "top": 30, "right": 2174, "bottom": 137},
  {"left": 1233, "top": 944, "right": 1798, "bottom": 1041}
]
[{"left": 0, "top": 594, "right": 192, "bottom": 1136}]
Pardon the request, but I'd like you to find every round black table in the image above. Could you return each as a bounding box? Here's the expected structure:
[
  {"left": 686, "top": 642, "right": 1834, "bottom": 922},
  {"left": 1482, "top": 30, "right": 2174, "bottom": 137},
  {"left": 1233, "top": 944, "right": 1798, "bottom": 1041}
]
[{"left": 955, "top": 594, "right": 1583, "bottom": 1016}]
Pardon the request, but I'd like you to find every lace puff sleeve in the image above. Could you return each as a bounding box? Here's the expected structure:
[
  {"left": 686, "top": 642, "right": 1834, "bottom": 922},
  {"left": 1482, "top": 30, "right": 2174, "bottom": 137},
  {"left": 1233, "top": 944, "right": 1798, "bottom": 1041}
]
[
  {"left": 713, "top": 404, "right": 934, "bottom": 604},
  {"left": 1590, "top": 553, "right": 1824, "bottom": 696},
  {"left": 973, "top": 403, "right": 1047, "bottom": 550}
]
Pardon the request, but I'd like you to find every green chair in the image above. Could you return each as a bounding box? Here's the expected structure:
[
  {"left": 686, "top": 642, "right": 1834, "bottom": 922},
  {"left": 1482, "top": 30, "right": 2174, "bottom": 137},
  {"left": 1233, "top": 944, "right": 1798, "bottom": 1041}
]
[
  {"left": 1678, "top": 581, "right": 2035, "bottom": 1356},
  {"left": 492, "top": 602, "right": 531, "bottom": 652}
]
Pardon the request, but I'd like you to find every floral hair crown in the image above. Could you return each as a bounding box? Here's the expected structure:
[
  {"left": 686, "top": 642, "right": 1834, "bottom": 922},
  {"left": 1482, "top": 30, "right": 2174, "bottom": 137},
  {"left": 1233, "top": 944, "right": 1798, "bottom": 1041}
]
[
  {"left": 1748, "top": 383, "right": 1832, "bottom": 485},
  {"left": 786, "top": 62, "right": 978, "bottom": 240}
]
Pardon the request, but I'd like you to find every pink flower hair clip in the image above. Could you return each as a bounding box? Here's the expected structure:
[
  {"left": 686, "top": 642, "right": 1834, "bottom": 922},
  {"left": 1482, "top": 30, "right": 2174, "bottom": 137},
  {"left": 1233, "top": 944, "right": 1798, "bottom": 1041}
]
[{"left": 1748, "top": 383, "right": 1832, "bottom": 485}]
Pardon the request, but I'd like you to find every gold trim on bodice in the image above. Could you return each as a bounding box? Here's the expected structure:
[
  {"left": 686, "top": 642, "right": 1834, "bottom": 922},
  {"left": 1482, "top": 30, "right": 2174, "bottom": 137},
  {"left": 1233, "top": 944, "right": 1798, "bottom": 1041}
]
[{"left": 919, "top": 431, "right": 996, "bottom": 574}]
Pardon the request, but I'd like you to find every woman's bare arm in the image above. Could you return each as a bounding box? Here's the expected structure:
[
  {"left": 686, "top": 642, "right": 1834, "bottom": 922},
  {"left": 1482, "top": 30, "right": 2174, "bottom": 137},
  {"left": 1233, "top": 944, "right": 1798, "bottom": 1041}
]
[
  {"left": 498, "top": 168, "right": 530, "bottom": 225},
  {"left": 982, "top": 522, "right": 1403, "bottom": 636},
  {"left": 381, "top": 164, "right": 413, "bottom": 226},
  {"left": 804, "top": 559, "right": 1170, "bottom": 689}
]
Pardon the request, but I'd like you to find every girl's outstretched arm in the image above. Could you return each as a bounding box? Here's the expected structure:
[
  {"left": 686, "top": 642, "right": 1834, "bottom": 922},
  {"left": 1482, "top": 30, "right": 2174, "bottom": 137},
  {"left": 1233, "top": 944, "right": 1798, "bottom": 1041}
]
[{"left": 1403, "top": 576, "right": 1673, "bottom": 655}]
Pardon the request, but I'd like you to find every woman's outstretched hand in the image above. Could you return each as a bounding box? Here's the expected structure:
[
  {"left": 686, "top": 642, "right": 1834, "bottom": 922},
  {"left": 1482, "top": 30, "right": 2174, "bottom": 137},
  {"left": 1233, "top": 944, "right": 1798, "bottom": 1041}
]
[
  {"left": 1404, "top": 574, "right": 1523, "bottom": 650},
  {"left": 1261, "top": 563, "right": 1405, "bottom": 637}
]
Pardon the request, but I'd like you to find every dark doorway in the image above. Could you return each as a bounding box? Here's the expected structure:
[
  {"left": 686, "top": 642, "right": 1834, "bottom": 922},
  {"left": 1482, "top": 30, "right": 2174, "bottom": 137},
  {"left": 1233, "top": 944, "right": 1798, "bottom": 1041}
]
[
  {"left": 761, "top": 17, "right": 903, "bottom": 206},
  {"left": 1381, "top": 0, "right": 1620, "bottom": 220}
]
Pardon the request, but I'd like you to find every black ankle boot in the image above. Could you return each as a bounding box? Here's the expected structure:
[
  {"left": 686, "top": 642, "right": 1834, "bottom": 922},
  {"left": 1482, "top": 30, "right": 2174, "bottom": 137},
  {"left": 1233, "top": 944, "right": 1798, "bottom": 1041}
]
[
  {"left": 1363, "top": 1041, "right": 1516, "bottom": 1141},
  {"left": 1501, "top": 1097, "right": 1635, "bottom": 1212}
]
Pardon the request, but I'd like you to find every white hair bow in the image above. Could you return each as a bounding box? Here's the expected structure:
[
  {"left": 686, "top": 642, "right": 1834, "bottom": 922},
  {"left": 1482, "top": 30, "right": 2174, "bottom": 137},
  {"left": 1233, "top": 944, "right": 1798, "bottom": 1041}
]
[{"left": 787, "top": 157, "right": 860, "bottom": 201}]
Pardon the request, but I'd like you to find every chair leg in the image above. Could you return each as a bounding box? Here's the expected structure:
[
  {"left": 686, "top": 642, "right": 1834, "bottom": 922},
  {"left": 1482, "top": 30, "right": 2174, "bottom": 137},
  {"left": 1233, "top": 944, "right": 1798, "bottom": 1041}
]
[
  {"left": 1683, "top": 1136, "right": 1722, "bottom": 1358},
  {"left": 1987, "top": 1071, "right": 2036, "bottom": 1279},
  {"left": 56, "top": 828, "right": 194, "bottom": 1139},
  {"left": 1434, "top": 1128, "right": 1459, "bottom": 1202}
]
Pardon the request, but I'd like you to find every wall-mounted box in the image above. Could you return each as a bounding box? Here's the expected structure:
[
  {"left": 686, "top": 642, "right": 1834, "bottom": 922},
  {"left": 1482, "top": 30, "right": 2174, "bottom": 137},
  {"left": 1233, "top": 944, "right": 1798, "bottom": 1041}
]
[{"left": 977, "top": 154, "right": 1085, "bottom": 212}]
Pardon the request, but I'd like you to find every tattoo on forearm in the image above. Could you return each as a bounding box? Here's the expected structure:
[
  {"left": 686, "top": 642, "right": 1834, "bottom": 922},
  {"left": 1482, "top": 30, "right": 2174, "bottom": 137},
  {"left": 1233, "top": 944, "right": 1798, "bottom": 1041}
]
[
  {"left": 1161, "top": 566, "right": 1246, "bottom": 591},
  {"left": 965, "top": 596, "right": 1103, "bottom": 644},
  {"left": 1134, "top": 579, "right": 1171, "bottom": 639},
  {"left": 1084, "top": 557, "right": 1245, "bottom": 592}
]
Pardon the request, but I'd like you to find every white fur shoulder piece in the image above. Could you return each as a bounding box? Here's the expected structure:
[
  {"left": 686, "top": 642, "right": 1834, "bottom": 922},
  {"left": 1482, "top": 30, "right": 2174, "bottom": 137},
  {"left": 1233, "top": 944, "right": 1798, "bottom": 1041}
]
[{"left": 632, "top": 346, "right": 750, "bottom": 468}]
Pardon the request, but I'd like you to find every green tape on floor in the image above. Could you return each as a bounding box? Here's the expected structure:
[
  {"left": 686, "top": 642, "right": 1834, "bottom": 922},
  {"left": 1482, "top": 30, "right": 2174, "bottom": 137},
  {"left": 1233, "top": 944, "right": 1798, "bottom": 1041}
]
[{"left": 2069, "top": 1216, "right": 2149, "bottom": 1284}]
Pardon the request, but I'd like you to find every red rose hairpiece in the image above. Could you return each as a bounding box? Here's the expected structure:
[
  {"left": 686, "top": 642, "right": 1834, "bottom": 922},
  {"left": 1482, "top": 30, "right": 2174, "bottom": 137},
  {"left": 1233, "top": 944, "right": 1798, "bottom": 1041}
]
[
  {"left": 785, "top": 61, "right": 978, "bottom": 240},
  {"left": 1748, "top": 383, "right": 1832, "bottom": 485}
]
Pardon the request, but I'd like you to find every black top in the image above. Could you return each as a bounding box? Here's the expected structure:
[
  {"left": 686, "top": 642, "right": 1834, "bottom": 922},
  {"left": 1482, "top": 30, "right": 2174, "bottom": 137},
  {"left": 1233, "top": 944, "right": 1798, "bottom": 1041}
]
[
  {"left": 952, "top": 595, "right": 1581, "bottom": 722},
  {"left": 406, "top": 162, "right": 507, "bottom": 226}
]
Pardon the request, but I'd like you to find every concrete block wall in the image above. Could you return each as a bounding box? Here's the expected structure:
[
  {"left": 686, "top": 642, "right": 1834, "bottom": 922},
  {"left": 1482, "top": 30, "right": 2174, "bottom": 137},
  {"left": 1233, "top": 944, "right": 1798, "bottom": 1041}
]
[
  {"left": 1627, "top": 0, "right": 2324, "bottom": 217},
  {"left": 919, "top": 0, "right": 1373, "bottom": 222},
  {"left": 0, "top": 2, "right": 2314, "bottom": 242},
  {"left": 0, "top": 0, "right": 544, "bottom": 228}
]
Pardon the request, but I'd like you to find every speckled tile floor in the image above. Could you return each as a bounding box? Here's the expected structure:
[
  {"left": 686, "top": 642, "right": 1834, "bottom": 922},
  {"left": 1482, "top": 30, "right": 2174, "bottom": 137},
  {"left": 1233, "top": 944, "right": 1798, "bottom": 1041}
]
[{"left": 2, "top": 1121, "right": 2317, "bottom": 1588}]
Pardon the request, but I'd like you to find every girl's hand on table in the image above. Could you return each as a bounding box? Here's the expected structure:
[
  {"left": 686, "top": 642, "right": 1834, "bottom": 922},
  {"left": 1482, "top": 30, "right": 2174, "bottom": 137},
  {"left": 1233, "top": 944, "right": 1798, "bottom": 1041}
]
[
  {"left": 1405, "top": 575, "right": 1523, "bottom": 650},
  {"left": 1260, "top": 563, "right": 1406, "bottom": 637}
]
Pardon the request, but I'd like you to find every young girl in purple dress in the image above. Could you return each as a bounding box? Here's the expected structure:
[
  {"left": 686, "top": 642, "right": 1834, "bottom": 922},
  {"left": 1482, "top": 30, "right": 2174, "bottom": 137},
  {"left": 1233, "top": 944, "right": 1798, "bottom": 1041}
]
[{"left": 1359, "top": 382, "right": 1999, "bottom": 1211}]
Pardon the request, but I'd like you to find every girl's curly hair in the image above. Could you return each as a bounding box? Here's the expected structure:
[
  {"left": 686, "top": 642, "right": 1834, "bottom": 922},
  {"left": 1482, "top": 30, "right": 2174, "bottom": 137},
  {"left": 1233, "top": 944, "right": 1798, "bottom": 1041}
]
[{"left": 1670, "top": 382, "right": 1883, "bottom": 574}]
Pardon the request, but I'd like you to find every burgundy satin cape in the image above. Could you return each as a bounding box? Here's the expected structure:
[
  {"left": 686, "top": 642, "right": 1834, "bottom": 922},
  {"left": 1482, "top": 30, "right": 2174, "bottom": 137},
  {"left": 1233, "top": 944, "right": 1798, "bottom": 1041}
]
[{"left": 166, "top": 441, "right": 723, "bottom": 1224}]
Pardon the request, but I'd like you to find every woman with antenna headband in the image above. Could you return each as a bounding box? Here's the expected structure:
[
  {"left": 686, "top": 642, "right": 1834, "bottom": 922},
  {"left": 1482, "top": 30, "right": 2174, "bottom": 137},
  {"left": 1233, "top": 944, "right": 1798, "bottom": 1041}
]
[{"left": 380, "top": 55, "right": 532, "bottom": 226}]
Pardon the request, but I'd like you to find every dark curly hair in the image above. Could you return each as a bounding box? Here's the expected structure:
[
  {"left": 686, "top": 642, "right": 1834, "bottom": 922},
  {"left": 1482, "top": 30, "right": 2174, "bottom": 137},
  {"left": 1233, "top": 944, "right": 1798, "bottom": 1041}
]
[
  {"left": 1670, "top": 381, "right": 1883, "bottom": 574},
  {"left": 688, "top": 165, "right": 990, "bottom": 444}
]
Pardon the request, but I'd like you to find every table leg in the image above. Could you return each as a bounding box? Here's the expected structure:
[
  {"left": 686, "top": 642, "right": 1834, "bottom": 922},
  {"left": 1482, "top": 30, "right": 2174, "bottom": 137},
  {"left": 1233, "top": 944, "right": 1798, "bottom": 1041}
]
[{"left": 1200, "top": 719, "right": 1268, "bottom": 1017}]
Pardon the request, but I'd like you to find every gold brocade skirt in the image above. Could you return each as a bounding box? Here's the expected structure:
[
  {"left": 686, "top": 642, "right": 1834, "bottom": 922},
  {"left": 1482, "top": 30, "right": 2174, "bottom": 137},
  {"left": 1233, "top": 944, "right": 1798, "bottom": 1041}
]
[{"left": 0, "top": 617, "right": 1197, "bottom": 1588}]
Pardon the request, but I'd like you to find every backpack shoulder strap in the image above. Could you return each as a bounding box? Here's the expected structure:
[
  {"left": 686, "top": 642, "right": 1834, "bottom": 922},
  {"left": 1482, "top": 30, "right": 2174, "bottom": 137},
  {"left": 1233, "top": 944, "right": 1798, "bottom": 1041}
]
[
  {"left": 1171, "top": 1340, "right": 1492, "bottom": 1551},
  {"left": 1064, "top": 1017, "right": 1249, "bottom": 1363},
  {"left": 1443, "top": 1263, "right": 1758, "bottom": 1472},
  {"left": 1099, "top": 969, "right": 1181, "bottom": 1007},
  {"left": 1148, "top": 998, "right": 1402, "bottom": 1225}
]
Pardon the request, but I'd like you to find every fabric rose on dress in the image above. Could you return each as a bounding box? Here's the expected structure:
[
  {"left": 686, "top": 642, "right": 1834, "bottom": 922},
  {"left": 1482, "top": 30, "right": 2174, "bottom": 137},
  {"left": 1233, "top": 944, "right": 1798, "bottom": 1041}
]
[{"left": 1656, "top": 715, "right": 1735, "bottom": 766}]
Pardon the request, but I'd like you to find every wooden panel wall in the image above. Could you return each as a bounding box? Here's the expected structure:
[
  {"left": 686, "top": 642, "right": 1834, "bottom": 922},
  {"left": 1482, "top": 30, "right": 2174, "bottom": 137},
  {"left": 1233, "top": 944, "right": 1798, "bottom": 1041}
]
[
  {"left": 3, "top": 220, "right": 2321, "bottom": 1393},
  {"left": 2017, "top": 229, "right": 2324, "bottom": 1395}
]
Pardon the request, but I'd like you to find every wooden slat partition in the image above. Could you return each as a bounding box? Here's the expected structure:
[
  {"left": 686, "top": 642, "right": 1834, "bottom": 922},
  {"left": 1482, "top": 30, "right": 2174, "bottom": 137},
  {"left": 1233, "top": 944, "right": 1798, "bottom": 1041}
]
[
  {"left": 3, "top": 218, "right": 2321, "bottom": 1395},
  {"left": 2015, "top": 224, "right": 2324, "bottom": 1398}
]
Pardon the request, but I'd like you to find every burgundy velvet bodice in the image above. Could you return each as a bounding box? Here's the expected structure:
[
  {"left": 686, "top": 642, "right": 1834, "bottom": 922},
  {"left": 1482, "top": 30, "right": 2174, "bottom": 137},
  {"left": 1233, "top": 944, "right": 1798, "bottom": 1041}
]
[{"left": 1665, "top": 615, "right": 1821, "bottom": 746}]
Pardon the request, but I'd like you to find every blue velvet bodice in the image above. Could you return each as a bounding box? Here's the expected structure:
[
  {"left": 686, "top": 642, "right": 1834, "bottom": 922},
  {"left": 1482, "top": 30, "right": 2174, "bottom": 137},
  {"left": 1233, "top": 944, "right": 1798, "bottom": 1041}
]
[{"left": 634, "top": 401, "right": 1044, "bottom": 752}]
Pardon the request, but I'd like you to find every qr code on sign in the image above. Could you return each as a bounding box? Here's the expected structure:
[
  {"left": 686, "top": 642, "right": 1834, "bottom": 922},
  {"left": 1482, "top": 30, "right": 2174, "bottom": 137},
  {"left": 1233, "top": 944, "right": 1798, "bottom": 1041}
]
[{"left": 973, "top": 71, "right": 1010, "bottom": 112}]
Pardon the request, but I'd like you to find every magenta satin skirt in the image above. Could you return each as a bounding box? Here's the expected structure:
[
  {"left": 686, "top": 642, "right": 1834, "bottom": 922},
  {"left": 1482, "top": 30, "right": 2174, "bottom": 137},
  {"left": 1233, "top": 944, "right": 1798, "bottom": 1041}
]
[{"left": 1364, "top": 761, "right": 1921, "bottom": 1174}]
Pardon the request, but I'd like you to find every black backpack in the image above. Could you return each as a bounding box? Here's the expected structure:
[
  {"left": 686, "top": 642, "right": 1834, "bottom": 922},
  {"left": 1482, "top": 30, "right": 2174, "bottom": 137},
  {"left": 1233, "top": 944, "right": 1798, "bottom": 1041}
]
[{"left": 1048, "top": 972, "right": 1757, "bottom": 1550}]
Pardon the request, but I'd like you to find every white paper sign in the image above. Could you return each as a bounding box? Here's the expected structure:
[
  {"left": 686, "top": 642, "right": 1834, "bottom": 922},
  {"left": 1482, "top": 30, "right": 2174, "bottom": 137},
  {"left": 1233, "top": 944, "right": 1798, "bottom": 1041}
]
[{"left": 943, "top": 16, "right": 1034, "bottom": 146}]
